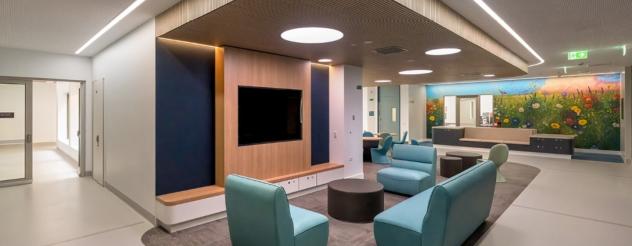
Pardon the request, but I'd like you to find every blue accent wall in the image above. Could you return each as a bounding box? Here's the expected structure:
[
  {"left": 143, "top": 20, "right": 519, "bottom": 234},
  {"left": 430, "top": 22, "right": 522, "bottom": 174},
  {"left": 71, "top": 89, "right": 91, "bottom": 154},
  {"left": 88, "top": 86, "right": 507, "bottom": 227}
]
[
  {"left": 155, "top": 39, "right": 215, "bottom": 195},
  {"left": 311, "top": 64, "right": 329, "bottom": 164}
]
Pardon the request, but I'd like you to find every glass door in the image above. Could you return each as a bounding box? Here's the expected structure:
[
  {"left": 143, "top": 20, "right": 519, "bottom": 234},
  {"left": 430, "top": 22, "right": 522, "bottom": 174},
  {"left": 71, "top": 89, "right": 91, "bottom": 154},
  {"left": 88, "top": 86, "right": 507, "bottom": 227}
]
[{"left": 0, "top": 78, "right": 32, "bottom": 186}]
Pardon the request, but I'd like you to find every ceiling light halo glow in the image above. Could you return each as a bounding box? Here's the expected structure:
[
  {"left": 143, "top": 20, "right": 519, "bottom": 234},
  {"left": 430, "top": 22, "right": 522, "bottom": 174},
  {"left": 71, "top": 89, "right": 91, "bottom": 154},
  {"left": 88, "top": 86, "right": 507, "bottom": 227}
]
[
  {"left": 483, "top": 74, "right": 496, "bottom": 77},
  {"left": 75, "top": 0, "right": 146, "bottom": 54},
  {"left": 473, "top": 0, "right": 544, "bottom": 67},
  {"left": 318, "top": 58, "right": 332, "bottom": 63},
  {"left": 425, "top": 48, "right": 461, "bottom": 56},
  {"left": 374, "top": 79, "right": 392, "bottom": 83},
  {"left": 281, "top": 27, "right": 343, "bottom": 44},
  {"left": 399, "top": 69, "right": 433, "bottom": 75}
]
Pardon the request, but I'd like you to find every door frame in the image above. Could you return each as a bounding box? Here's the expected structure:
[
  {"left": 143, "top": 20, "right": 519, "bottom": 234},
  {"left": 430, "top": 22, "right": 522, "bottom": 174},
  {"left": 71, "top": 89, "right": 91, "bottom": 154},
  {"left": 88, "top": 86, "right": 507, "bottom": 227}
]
[
  {"left": 456, "top": 95, "right": 480, "bottom": 127},
  {"left": 0, "top": 78, "right": 32, "bottom": 187},
  {"left": 0, "top": 76, "right": 87, "bottom": 183}
]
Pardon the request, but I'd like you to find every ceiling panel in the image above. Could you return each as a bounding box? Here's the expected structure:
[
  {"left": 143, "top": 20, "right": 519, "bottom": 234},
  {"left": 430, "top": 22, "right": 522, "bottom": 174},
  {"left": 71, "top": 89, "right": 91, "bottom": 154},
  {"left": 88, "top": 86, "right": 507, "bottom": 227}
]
[{"left": 161, "top": 0, "right": 527, "bottom": 85}]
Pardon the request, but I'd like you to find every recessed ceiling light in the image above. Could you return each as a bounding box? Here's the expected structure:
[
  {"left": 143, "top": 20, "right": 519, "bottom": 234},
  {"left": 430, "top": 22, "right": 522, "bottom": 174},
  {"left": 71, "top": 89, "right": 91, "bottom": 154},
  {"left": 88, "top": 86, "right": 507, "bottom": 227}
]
[
  {"left": 318, "top": 58, "right": 332, "bottom": 63},
  {"left": 399, "top": 69, "right": 433, "bottom": 75},
  {"left": 75, "top": 0, "right": 146, "bottom": 54},
  {"left": 483, "top": 74, "right": 496, "bottom": 77},
  {"left": 374, "top": 79, "right": 392, "bottom": 83},
  {"left": 474, "top": 0, "right": 544, "bottom": 67},
  {"left": 425, "top": 48, "right": 461, "bottom": 56},
  {"left": 281, "top": 27, "right": 343, "bottom": 44}
]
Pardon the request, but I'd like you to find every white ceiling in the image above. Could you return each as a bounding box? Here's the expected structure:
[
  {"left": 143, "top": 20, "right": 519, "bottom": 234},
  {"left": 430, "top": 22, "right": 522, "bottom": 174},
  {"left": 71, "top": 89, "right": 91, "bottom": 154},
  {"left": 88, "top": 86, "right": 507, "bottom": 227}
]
[
  {"left": 0, "top": 0, "right": 179, "bottom": 56},
  {"left": 442, "top": 0, "right": 632, "bottom": 77}
]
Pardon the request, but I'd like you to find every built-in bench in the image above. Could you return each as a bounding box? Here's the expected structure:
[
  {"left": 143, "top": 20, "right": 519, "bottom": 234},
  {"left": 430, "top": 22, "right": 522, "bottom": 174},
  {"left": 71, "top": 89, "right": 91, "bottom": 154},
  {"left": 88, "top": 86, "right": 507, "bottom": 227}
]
[
  {"left": 459, "top": 127, "right": 536, "bottom": 145},
  {"left": 156, "top": 163, "right": 345, "bottom": 232}
]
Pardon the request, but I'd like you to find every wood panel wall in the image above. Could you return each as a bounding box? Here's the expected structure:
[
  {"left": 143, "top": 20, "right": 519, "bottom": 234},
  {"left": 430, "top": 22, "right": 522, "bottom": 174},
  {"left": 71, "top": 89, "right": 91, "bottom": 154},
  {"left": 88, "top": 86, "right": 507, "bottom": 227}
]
[
  {"left": 155, "top": 0, "right": 233, "bottom": 36},
  {"left": 215, "top": 47, "right": 311, "bottom": 186}
]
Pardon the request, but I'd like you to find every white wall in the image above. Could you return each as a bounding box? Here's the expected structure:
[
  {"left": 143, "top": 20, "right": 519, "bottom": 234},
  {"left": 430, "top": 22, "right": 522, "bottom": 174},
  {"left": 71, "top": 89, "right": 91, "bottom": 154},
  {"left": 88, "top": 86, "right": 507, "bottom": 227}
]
[
  {"left": 330, "top": 65, "right": 364, "bottom": 178},
  {"left": 0, "top": 46, "right": 92, "bottom": 171},
  {"left": 32, "top": 82, "right": 57, "bottom": 143},
  {"left": 400, "top": 85, "right": 410, "bottom": 141},
  {"left": 92, "top": 19, "right": 156, "bottom": 218},
  {"left": 55, "top": 82, "right": 80, "bottom": 161},
  {"left": 0, "top": 84, "right": 25, "bottom": 143},
  {"left": 362, "top": 86, "right": 378, "bottom": 133},
  {"left": 408, "top": 84, "right": 427, "bottom": 140}
]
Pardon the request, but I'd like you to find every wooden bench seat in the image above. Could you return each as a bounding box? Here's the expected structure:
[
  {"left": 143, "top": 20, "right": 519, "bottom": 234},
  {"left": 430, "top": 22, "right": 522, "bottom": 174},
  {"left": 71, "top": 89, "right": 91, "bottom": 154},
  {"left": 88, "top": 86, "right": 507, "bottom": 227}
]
[
  {"left": 459, "top": 138, "right": 531, "bottom": 146},
  {"left": 157, "top": 163, "right": 344, "bottom": 206}
]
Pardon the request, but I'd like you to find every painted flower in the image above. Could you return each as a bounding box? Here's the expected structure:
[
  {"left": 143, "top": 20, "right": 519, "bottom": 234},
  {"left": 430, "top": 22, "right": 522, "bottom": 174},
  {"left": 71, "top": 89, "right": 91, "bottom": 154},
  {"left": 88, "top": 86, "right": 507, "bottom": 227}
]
[
  {"left": 429, "top": 115, "right": 436, "bottom": 121},
  {"left": 550, "top": 122, "right": 561, "bottom": 129},
  {"left": 525, "top": 121, "right": 533, "bottom": 128},
  {"left": 584, "top": 103, "right": 593, "bottom": 109},
  {"left": 572, "top": 124, "right": 579, "bottom": 129},
  {"left": 565, "top": 117, "right": 575, "bottom": 126},
  {"left": 532, "top": 102, "right": 541, "bottom": 109},
  {"left": 613, "top": 122, "right": 620, "bottom": 128},
  {"left": 503, "top": 118, "right": 510, "bottom": 124},
  {"left": 518, "top": 107, "right": 525, "bottom": 112},
  {"left": 571, "top": 106, "right": 581, "bottom": 115},
  {"left": 578, "top": 119, "right": 588, "bottom": 126},
  {"left": 511, "top": 118, "right": 520, "bottom": 126},
  {"left": 555, "top": 103, "right": 563, "bottom": 109}
]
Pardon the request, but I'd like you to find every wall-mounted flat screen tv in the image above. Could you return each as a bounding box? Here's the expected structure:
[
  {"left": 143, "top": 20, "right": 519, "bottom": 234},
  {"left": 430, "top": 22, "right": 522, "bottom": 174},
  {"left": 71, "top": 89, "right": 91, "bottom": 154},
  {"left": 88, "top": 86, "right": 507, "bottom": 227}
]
[{"left": 238, "top": 86, "right": 302, "bottom": 146}]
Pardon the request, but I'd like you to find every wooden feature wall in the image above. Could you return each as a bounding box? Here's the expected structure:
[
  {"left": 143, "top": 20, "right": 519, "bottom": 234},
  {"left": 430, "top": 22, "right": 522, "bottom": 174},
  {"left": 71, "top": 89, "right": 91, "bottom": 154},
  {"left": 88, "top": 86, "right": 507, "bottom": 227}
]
[{"left": 215, "top": 47, "right": 311, "bottom": 186}]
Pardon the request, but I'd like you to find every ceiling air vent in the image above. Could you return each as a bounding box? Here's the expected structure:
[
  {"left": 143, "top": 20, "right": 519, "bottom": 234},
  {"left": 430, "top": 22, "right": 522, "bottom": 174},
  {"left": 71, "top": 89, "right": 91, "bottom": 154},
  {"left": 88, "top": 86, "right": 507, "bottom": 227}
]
[{"left": 374, "top": 46, "right": 408, "bottom": 55}]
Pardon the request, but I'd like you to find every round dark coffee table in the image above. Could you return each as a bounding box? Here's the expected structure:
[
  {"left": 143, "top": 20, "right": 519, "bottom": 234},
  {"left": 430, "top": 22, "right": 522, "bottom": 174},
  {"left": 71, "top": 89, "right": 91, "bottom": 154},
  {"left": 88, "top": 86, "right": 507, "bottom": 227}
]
[
  {"left": 446, "top": 151, "right": 483, "bottom": 170},
  {"left": 327, "top": 179, "right": 384, "bottom": 223},
  {"left": 440, "top": 156, "right": 463, "bottom": 178}
]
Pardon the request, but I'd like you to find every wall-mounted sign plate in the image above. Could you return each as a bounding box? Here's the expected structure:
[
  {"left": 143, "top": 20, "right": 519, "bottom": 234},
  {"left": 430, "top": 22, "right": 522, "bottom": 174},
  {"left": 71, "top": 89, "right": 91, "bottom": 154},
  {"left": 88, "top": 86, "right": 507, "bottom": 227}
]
[
  {"left": 568, "top": 50, "right": 588, "bottom": 60},
  {"left": 0, "top": 112, "right": 15, "bottom": 118}
]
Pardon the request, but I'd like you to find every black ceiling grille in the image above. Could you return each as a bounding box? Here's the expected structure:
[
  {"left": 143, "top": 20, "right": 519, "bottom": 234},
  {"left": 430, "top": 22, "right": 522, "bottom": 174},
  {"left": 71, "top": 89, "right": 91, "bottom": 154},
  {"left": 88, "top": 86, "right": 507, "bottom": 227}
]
[{"left": 374, "top": 46, "right": 408, "bottom": 55}]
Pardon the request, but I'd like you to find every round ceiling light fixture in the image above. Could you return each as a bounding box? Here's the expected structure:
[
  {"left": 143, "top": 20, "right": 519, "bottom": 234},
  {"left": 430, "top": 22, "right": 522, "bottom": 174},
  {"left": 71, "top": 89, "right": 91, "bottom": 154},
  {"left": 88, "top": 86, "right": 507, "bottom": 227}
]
[
  {"left": 399, "top": 69, "right": 433, "bottom": 75},
  {"left": 425, "top": 48, "right": 461, "bottom": 56},
  {"left": 483, "top": 74, "right": 496, "bottom": 77},
  {"left": 374, "top": 79, "right": 392, "bottom": 83},
  {"left": 281, "top": 27, "right": 343, "bottom": 44},
  {"left": 317, "top": 58, "right": 332, "bottom": 63}
]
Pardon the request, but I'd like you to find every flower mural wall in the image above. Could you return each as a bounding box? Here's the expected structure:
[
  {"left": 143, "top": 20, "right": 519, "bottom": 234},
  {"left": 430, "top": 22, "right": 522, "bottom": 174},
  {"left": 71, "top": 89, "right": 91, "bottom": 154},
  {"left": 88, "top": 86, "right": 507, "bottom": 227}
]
[{"left": 426, "top": 73, "right": 622, "bottom": 150}]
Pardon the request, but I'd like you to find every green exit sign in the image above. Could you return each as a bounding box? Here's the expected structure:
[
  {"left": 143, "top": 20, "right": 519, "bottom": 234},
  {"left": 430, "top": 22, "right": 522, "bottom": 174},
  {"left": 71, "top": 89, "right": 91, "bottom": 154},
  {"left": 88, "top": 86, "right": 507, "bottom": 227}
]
[{"left": 568, "top": 50, "right": 588, "bottom": 60}]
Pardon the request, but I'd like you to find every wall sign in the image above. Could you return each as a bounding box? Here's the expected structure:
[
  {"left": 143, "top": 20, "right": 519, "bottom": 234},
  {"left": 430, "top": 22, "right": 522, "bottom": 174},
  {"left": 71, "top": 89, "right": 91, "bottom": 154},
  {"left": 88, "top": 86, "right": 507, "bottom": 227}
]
[{"left": 0, "top": 112, "right": 15, "bottom": 118}]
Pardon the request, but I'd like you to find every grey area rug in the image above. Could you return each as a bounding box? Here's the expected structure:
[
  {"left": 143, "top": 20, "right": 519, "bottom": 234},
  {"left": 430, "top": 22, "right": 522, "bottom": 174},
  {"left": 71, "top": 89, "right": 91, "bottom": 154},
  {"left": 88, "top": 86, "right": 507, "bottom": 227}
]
[{"left": 142, "top": 162, "right": 540, "bottom": 246}]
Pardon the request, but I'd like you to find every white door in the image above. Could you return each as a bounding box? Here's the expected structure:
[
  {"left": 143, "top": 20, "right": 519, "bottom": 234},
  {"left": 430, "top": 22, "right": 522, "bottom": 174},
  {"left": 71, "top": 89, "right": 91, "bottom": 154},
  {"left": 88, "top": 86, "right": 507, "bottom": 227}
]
[
  {"left": 92, "top": 79, "right": 104, "bottom": 185},
  {"left": 459, "top": 97, "right": 477, "bottom": 127},
  {"left": 0, "top": 78, "right": 32, "bottom": 186}
]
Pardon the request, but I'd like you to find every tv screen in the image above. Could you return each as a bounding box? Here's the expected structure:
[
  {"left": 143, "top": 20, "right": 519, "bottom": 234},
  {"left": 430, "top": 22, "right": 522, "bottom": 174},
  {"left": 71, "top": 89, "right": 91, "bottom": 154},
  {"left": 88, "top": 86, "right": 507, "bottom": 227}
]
[{"left": 238, "top": 86, "right": 302, "bottom": 146}]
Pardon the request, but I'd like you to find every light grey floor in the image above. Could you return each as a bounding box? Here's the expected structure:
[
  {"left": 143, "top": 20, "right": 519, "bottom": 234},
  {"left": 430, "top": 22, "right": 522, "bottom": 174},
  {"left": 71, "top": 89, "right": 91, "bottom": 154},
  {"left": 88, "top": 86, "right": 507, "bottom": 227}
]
[
  {"left": 141, "top": 161, "right": 539, "bottom": 246},
  {"left": 0, "top": 143, "right": 26, "bottom": 181}
]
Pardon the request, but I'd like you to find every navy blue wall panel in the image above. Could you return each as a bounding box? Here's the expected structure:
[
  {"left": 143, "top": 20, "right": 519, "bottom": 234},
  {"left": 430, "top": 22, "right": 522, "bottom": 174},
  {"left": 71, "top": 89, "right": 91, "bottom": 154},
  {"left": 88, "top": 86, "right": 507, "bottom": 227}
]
[
  {"left": 311, "top": 64, "right": 329, "bottom": 165},
  {"left": 155, "top": 39, "right": 214, "bottom": 195}
]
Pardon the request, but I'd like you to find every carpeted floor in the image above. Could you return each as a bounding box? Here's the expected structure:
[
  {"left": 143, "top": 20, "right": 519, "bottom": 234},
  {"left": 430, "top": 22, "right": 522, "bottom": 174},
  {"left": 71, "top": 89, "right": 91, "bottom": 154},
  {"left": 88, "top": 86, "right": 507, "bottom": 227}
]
[{"left": 142, "top": 162, "right": 540, "bottom": 246}]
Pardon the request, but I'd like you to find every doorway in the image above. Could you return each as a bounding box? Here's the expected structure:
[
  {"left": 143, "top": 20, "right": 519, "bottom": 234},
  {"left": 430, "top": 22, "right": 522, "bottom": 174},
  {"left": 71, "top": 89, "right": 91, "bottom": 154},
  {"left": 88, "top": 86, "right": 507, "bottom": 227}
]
[
  {"left": 458, "top": 96, "right": 478, "bottom": 127},
  {"left": 0, "top": 77, "right": 86, "bottom": 187},
  {"left": 377, "top": 85, "right": 400, "bottom": 141}
]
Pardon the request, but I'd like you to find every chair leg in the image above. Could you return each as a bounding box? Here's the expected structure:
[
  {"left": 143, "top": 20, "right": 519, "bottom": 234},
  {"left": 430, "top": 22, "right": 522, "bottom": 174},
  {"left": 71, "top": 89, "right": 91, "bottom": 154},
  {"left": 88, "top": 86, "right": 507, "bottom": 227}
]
[{"left": 496, "top": 170, "right": 506, "bottom": 183}]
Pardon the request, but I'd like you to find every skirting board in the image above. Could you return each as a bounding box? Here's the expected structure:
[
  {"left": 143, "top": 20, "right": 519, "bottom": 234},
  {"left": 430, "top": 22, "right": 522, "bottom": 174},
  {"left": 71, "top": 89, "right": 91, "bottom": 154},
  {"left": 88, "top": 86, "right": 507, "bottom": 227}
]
[
  {"left": 105, "top": 182, "right": 157, "bottom": 225},
  {"left": 433, "top": 144, "right": 572, "bottom": 160},
  {"left": 346, "top": 172, "right": 365, "bottom": 179}
]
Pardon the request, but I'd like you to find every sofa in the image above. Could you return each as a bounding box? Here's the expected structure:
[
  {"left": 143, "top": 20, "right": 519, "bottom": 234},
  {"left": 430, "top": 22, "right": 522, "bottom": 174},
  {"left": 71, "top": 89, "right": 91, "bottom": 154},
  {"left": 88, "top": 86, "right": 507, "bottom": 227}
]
[
  {"left": 376, "top": 144, "right": 436, "bottom": 196},
  {"left": 374, "top": 161, "right": 497, "bottom": 246},
  {"left": 225, "top": 175, "right": 329, "bottom": 246}
]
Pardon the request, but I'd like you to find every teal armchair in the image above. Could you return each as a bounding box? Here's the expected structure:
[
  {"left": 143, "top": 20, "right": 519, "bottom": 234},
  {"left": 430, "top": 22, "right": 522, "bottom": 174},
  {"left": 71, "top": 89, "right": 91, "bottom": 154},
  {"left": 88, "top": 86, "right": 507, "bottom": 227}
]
[
  {"left": 377, "top": 144, "right": 436, "bottom": 195},
  {"left": 371, "top": 136, "right": 393, "bottom": 164},
  {"left": 363, "top": 131, "right": 375, "bottom": 137},
  {"left": 393, "top": 131, "right": 408, "bottom": 145},
  {"left": 374, "top": 161, "right": 497, "bottom": 246},
  {"left": 225, "top": 175, "right": 329, "bottom": 246}
]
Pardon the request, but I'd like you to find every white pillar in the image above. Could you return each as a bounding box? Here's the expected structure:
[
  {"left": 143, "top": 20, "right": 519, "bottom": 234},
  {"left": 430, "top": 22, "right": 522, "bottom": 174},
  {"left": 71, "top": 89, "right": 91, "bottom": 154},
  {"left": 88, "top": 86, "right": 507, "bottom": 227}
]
[
  {"left": 329, "top": 65, "right": 364, "bottom": 178},
  {"left": 407, "top": 84, "right": 427, "bottom": 140},
  {"left": 400, "top": 85, "right": 410, "bottom": 141},
  {"left": 362, "top": 86, "right": 378, "bottom": 133}
]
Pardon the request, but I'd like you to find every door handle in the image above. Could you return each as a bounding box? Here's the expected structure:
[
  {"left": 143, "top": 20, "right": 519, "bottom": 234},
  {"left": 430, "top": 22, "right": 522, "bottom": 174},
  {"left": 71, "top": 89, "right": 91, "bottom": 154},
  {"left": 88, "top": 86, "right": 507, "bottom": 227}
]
[
  {"left": 26, "top": 134, "right": 32, "bottom": 144},
  {"left": 96, "top": 135, "right": 100, "bottom": 147}
]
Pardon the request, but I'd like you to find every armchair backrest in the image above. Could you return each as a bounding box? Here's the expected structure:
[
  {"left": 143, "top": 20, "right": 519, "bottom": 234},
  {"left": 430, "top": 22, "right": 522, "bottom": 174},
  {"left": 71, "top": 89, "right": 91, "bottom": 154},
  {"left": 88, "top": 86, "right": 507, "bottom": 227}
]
[
  {"left": 391, "top": 144, "right": 436, "bottom": 175},
  {"left": 377, "top": 136, "right": 393, "bottom": 153},
  {"left": 488, "top": 144, "right": 509, "bottom": 166},
  {"left": 363, "top": 131, "right": 374, "bottom": 137},
  {"left": 422, "top": 161, "right": 497, "bottom": 246},
  {"left": 400, "top": 131, "right": 408, "bottom": 143},
  {"left": 225, "top": 175, "right": 294, "bottom": 246}
]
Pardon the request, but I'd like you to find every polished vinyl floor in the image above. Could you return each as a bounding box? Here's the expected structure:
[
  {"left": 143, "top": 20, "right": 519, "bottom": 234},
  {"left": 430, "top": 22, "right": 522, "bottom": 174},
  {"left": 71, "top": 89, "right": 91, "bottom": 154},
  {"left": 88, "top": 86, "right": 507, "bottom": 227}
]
[
  {"left": 0, "top": 144, "right": 150, "bottom": 246},
  {"left": 1, "top": 145, "right": 631, "bottom": 245}
]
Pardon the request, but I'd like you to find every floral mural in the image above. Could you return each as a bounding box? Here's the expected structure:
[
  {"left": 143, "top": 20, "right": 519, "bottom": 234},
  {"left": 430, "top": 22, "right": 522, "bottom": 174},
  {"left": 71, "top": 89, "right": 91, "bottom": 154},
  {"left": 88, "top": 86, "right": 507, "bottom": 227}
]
[{"left": 426, "top": 74, "right": 622, "bottom": 150}]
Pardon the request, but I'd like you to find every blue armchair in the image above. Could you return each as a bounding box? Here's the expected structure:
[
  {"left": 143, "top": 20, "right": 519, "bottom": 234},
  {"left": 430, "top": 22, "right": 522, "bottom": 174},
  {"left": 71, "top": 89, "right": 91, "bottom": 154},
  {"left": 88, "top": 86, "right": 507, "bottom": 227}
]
[
  {"left": 371, "top": 136, "right": 393, "bottom": 164},
  {"left": 393, "top": 131, "right": 408, "bottom": 145},
  {"left": 363, "top": 131, "right": 375, "bottom": 137},
  {"left": 377, "top": 144, "right": 436, "bottom": 196},
  {"left": 411, "top": 139, "right": 433, "bottom": 147},
  {"left": 374, "top": 161, "right": 497, "bottom": 246},
  {"left": 225, "top": 175, "right": 329, "bottom": 246}
]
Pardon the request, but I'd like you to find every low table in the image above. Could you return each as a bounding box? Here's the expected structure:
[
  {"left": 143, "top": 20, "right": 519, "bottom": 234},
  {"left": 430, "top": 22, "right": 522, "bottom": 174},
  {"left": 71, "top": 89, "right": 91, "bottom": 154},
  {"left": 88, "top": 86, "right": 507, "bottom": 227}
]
[
  {"left": 440, "top": 156, "right": 463, "bottom": 178},
  {"left": 327, "top": 179, "right": 384, "bottom": 223},
  {"left": 446, "top": 151, "right": 483, "bottom": 170}
]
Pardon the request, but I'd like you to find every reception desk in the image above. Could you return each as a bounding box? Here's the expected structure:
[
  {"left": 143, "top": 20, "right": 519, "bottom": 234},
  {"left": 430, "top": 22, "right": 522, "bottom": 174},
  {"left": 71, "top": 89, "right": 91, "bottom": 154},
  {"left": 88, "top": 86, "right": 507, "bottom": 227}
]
[{"left": 432, "top": 126, "right": 576, "bottom": 155}]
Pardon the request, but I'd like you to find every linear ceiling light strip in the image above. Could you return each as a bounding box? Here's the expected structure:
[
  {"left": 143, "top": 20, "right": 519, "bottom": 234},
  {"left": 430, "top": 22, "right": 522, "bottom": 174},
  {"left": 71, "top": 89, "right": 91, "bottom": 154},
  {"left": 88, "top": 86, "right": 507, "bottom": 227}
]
[{"left": 473, "top": 0, "right": 545, "bottom": 67}]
